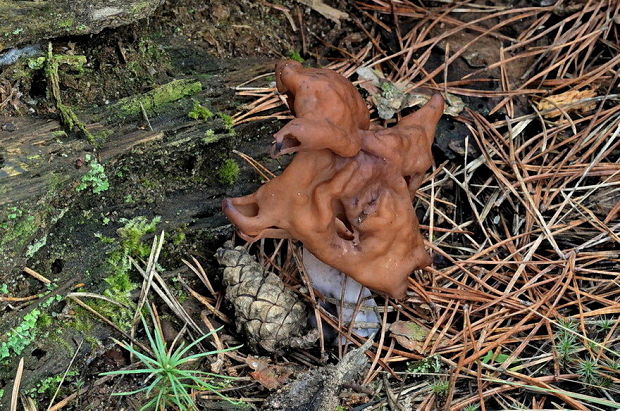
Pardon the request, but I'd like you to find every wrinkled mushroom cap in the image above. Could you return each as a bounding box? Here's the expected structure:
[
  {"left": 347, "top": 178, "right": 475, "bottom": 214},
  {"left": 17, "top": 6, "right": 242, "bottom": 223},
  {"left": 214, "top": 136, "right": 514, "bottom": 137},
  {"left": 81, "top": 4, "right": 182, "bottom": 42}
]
[{"left": 223, "top": 60, "right": 443, "bottom": 299}]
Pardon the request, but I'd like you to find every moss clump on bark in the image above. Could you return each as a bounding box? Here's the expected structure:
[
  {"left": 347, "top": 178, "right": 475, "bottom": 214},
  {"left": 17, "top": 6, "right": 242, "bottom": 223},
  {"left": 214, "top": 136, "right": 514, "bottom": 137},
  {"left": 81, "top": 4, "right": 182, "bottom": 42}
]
[
  {"left": 217, "top": 159, "right": 240, "bottom": 185},
  {"left": 188, "top": 100, "right": 213, "bottom": 120},
  {"left": 110, "top": 79, "right": 202, "bottom": 119}
]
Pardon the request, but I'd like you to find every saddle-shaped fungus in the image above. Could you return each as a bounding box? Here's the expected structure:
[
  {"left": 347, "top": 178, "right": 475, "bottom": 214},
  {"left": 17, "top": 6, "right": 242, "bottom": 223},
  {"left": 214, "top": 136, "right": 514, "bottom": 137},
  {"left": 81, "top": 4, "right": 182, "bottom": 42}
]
[{"left": 223, "top": 60, "right": 443, "bottom": 299}]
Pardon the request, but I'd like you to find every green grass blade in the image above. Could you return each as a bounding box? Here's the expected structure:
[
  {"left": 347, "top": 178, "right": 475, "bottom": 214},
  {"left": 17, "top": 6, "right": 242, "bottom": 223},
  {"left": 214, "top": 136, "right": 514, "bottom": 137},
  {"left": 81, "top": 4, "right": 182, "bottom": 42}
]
[
  {"left": 100, "top": 368, "right": 156, "bottom": 376},
  {"left": 487, "top": 377, "right": 620, "bottom": 408}
]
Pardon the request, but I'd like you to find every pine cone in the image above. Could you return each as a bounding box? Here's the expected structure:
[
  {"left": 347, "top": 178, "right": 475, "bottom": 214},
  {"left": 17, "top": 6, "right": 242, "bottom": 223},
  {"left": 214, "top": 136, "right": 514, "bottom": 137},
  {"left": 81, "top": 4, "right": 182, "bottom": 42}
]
[{"left": 216, "top": 242, "right": 311, "bottom": 353}]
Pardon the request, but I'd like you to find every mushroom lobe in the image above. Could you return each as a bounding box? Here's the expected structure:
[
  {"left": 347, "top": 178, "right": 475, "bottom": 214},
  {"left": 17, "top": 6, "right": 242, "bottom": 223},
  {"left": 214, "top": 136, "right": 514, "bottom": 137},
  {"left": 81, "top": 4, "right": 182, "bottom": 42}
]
[{"left": 223, "top": 60, "right": 444, "bottom": 299}]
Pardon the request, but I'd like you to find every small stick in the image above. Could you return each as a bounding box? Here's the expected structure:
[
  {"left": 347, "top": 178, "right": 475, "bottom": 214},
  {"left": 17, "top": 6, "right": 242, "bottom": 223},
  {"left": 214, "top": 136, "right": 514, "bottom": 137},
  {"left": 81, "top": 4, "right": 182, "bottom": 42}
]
[
  {"left": 0, "top": 294, "right": 40, "bottom": 302},
  {"left": 10, "top": 358, "right": 24, "bottom": 411},
  {"left": 47, "top": 339, "right": 84, "bottom": 410},
  {"left": 23, "top": 267, "right": 51, "bottom": 284},
  {"left": 139, "top": 102, "right": 153, "bottom": 131}
]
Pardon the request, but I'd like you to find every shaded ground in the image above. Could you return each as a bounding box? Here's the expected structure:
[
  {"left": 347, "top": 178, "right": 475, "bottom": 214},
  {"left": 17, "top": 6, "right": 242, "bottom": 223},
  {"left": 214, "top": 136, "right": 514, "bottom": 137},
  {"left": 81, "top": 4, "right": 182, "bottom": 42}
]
[{"left": 1, "top": 0, "right": 619, "bottom": 410}]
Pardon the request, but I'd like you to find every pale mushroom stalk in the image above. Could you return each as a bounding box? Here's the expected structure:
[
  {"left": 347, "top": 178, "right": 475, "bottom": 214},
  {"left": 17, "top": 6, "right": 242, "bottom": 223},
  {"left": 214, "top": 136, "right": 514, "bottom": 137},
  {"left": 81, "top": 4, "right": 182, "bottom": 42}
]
[{"left": 302, "top": 248, "right": 379, "bottom": 339}]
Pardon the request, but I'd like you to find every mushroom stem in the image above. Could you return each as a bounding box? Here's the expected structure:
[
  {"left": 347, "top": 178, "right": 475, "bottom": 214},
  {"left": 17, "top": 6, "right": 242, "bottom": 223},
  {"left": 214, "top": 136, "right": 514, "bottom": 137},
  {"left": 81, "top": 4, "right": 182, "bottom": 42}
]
[{"left": 302, "top": 247, "right": 379, "bottom": 340}]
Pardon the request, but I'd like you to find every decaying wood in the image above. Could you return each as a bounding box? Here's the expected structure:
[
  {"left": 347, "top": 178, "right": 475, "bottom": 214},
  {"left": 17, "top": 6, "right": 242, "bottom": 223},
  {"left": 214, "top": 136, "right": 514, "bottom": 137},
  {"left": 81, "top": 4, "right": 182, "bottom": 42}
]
[{"left": 0, "top": 0, "right": 164, "bottom": 51}]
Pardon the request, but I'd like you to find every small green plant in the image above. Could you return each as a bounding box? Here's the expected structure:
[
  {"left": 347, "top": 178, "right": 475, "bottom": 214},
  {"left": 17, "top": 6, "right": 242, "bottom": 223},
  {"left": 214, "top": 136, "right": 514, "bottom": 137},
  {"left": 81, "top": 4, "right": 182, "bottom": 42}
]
[
  {"left": 555, "top": 318, "right": 579, "bottom": 363},
  {"left": 556, "top": 333, "right": 578, "bottom": 363},
  {"left": 25, "top": 371, "right": 78, "bottom": 398},
  {"left": 101, "top": 308, "right": 240, "bottom": 410},
  {"left": 217, "top": 159, "right": 240, "bottom": 185},
  {"left": 463, "top": 405, "right": 480, "bottom": 411},
  {"left": 408, "top": 354, "right": 442, "bottom": 376},
  {"left": 595, "top": 317, "right": 614, "bottom": 331},
  {"left": 0, "top": 283, "right": 8, "bottom": 294},
  {"left": 557, "top": 318, "right": 578, "bottom": 333},
  {"left": 76, "top": 154, "right": 109, "bottom": 194},
  {"left": 431, "top": 379, "right": 450, "bottom": 397},
  {"left": 1, "top": 207, "right": 23, "bottom": 229},
  {"left": 7, "top": 206, "right": 22, "bottom": 220},
  {"left": 0, "top": 295, "right": 63, "bottom": 363},
  {"left": 188, "top": 100, "right": 213, "bottom": 121},
  {"left": 577, "top": 359, "right": 599, "bottom": 384}
]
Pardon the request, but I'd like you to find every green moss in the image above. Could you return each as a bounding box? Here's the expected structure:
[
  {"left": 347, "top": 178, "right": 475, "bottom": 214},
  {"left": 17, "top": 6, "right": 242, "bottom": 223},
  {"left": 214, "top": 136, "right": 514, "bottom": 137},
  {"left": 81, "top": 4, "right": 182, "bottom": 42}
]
[
  {"left": 131, "top": 1, "right": 155, "bottom": 14},
  {"left": 55, "top": 54, "right": 87, "bottom": 73},
  {"left": 57, "top": 18, "right": 74, "bottom": 29},
  {"left": 431, "top": 379, "right": 450, "bottom": 397},
  {"left": 141, "top": 178, "right": 157, "bottom": 189},
  {"left": 67, "top": 307, "right": 94, "bottom": 332},
  {"left": 111, "top": 79, "right": 202, "bottom": 118},
  {"left": 28, "top": 56, "right": 46, "bottom": 70},
  {"left": 219, "top": 112, "right": 235, "bottom": 131},
  {"left": 93, "top": 129, "right": 113, "bottom": 142},
  {"left": 6, "top": 206, "right": 22, "bottom": 220},
  {"left": 76, "top": 154, "right": 109, "bottom": 194},
  {"left": 217, "top": 159, "right": 240, "bottom": 186},
  {"left": 172, "top": 231, "right": 186, "bottom": 246},
  {"left": 57, "top": 103, "right": 95, "bottom": 142},
  {"left": 0, "top": 213, "right": 38, "bottom": 252},
  {"left": 51, "top": 130, "right": 67, "bottom": 138},
  {"left": 202, "top": 129, "right": 222, "bottom": 144},
  {"left": 117, "top": 215, "right": 161, "bottom": 257},
  {"left": 85, "top": 216, "right": 161, "bottom": 330},
  {"left": 187, "top": 100, "right": 213, "bottom": 121},
  {"left": 288, "top": 50, "right": 304, "bottom": 63},
  {"left": 36, "top": 313, "right": 53, "bottom": 328},
  {"left": 47, "top": 171, "right": 70, "bottom": 193},
  {"left": 64, "top": 304, "right": 99, "bottom": 350},
  {"left": 40, "top": 44, "right": 92, "bottom": 141}
]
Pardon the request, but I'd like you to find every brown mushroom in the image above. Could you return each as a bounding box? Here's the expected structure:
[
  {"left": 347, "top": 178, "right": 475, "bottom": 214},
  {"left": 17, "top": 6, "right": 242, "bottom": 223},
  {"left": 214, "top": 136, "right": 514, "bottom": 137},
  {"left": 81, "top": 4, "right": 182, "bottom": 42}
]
[{"left": 223, "top": 60, "right": 443, "bottom": 299}]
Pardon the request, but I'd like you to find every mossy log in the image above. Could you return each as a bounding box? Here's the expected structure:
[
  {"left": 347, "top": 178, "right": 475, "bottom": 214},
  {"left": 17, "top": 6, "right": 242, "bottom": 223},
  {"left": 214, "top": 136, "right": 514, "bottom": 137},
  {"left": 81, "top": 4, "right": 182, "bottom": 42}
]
[
  {"left": 0, "top": 58, "right": 281, "bottom": 403},
  {"left": 0, "top": 0, "right": 164, "bottom": 51}
]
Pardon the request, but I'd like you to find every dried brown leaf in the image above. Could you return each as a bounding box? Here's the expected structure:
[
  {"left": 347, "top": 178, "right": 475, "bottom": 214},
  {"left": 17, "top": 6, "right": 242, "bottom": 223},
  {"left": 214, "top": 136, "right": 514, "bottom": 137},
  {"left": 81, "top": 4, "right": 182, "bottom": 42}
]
[
  {"left": 389, "top": 320, "right": 432, "bottom": 353},
  {"left": 246, "top": 356, "right": 296, "bottom": 390},
  {"left": 537, "top": 88, "right": 597, "bottom": 118}
]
